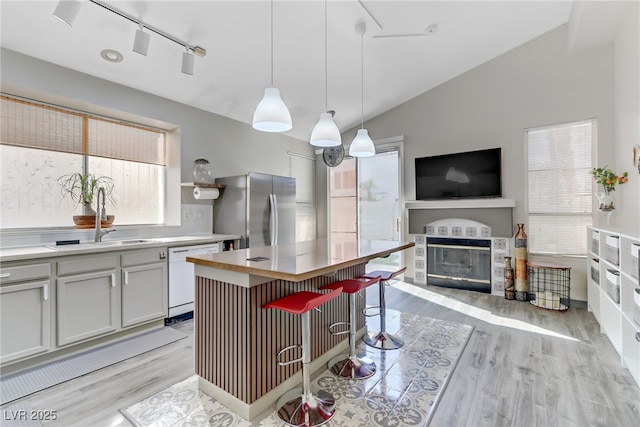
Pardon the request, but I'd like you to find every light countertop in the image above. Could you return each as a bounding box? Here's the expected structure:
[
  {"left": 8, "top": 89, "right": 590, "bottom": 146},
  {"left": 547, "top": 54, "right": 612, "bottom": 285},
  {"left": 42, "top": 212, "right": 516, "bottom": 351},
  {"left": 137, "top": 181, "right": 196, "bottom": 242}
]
[
  {"left": 187, "top": 239, "right": 415, "bottom": 282},
  {"left": 0, "top": 234, "right": 240, "bottom": 263}
]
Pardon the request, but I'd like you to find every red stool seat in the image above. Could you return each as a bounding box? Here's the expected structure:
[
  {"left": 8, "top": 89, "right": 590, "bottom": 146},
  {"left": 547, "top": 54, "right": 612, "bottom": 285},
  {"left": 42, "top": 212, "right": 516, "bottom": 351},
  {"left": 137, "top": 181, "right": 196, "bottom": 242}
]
[
  {"left": 319, "top": 276, "right": 379, "bottom": 294},
  {"left": 264, "top": 288, "right": 342, "bottom": 314}
]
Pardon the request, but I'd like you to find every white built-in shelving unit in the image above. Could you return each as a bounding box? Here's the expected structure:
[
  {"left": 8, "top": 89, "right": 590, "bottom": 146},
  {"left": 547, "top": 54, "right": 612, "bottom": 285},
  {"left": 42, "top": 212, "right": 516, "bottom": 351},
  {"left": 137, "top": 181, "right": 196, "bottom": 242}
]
[{"left": 587, "top": 226, "right": 640, "bottom": 387}]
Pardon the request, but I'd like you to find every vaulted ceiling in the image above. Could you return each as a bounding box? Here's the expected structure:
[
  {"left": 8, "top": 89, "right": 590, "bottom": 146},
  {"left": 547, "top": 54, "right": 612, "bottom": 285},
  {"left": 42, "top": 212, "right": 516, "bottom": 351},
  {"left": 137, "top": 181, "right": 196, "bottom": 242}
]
[{"left": 1, "top": 1, "right": 576, "bottom": 141}]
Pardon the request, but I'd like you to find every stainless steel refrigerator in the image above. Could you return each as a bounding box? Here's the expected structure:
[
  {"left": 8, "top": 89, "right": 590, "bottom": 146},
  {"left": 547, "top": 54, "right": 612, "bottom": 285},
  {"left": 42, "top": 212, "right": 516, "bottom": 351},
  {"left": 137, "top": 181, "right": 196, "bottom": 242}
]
[{"left": 213, "top": 172, "right": 296, "bottom": 249}]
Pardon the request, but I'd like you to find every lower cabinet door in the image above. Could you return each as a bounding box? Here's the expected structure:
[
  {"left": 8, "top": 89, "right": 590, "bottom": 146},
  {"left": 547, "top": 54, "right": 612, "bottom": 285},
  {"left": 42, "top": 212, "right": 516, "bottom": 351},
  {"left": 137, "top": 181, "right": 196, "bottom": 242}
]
[
  {"left": 0, "top": 281, "right": 51, "bottom": 364},
  {"left": 121, "top": 262, "right": 167, "bottom": 328},
  {"left": 57, "top": 270, "right": 118, "bottom": 346}
]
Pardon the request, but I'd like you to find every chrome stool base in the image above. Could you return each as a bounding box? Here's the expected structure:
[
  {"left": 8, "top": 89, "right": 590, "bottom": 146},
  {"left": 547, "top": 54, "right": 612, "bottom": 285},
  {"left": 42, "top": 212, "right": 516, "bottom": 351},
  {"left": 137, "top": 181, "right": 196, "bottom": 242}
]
[
  {"left": 364, "top": 330, "right": 404, "bottom": 350},
  {"left": 329, "top": 354, "right": 376, "bottom": 379},
  {"left": 276, "top": 389, "right": 336, "bottom": 427}
]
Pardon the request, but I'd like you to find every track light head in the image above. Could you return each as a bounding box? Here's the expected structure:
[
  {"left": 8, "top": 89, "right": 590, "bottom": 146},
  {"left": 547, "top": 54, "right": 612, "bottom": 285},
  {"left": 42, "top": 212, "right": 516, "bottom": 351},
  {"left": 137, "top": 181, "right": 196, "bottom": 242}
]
[
  {"left": 53, "top": 0, "right": 81, "bottom": 26},
  {"left": 133, "top": 24, "right": 150, "bottom": 56},
  {"left": 181, "top": 49, "right": 195, "bottom": 75}
]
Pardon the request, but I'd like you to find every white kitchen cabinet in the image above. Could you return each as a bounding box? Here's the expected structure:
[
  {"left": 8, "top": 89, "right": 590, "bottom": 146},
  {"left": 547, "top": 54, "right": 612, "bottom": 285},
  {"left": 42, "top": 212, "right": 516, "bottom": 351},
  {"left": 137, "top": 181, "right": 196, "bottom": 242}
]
[
  {"left": 587, "top": 226, "right": 640, "bottom": 387},
  {"left": 56, "top": 255, "right": 118, "bottom": 347},
  {"left": 121, "top": 247, "right": 168, "bottom": 328},
  {"left": 0, "top": 260, "right": 53, "bottom": 365}
]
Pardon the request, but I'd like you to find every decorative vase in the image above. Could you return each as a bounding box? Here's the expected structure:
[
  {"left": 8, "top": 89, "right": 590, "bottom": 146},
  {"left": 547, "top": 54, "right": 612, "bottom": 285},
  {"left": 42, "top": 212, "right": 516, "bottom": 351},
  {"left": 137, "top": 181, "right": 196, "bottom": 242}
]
[
  {"left": 514, "top": 224, "right": 528, "bottom": 301},
  {"left": 595, "top": 191, "right": 615, "bottom": 225},
  {"left": 82, "top": 201, "right": 96, "bottom": 216},
  {"left": 504, "top": 256, "right": 515, "bottom": 300}
]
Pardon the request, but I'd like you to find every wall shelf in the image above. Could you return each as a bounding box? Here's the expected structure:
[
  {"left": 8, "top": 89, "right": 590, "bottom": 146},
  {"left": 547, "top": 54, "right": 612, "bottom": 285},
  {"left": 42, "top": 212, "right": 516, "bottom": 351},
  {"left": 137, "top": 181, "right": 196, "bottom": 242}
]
[
  {"left": 405, "top": 199, "right": 515, "bottom": 210},
  {"left": 181, "top": 182, "right": 226, "bottom": 189}
]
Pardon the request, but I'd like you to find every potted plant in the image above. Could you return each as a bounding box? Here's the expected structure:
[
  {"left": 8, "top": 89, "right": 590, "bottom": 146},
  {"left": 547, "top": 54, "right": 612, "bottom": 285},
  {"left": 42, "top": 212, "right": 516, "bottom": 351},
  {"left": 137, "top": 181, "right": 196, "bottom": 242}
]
[
  {"left": 57, "top": 173, "right": 116, "bottom": 227},
  {"left": 592, "top": 166, "right": 628, "bottom": 224}
]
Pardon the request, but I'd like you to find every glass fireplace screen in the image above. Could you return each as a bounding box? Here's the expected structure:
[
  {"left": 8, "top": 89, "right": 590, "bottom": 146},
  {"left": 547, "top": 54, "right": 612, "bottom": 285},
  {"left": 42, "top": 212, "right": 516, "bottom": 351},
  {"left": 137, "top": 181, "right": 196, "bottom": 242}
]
[{"left": 427, "top": 237, "right": 491, "bottom": 293}]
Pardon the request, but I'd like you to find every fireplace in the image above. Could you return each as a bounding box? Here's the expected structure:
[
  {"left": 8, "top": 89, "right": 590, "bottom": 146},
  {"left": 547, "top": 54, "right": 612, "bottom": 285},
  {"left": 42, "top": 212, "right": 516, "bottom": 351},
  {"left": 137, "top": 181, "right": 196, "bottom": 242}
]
[{"left": 427, "top": 237, "right": 492, "bottom": 293}]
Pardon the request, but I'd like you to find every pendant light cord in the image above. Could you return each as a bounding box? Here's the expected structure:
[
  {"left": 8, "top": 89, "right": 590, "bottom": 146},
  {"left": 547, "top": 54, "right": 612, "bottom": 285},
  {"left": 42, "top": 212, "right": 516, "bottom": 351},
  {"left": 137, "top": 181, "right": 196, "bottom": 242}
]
[
  {"left": 270, "top": 0, "right": 274, "bottom": 87},
  {"left": 360, "top": 29, "right": 364, "bottom": 129},
  {"left": 324, "top": 0, "right": 328, "bottom": 111}
]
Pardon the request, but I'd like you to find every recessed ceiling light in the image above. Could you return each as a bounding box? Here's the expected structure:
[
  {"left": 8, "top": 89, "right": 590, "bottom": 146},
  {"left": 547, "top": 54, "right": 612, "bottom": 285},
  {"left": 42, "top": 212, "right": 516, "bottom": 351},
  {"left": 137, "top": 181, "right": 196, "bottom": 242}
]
[{"left": 100, "top": 49, "right": 123, "bottom": 63}]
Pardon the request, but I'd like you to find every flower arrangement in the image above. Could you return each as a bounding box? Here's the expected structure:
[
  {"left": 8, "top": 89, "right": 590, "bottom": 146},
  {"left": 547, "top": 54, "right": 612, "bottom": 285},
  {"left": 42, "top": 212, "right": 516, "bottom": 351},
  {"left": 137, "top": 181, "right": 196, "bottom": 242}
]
[{"left": 592, "top": 166, "right": 628, "bottom": 194}]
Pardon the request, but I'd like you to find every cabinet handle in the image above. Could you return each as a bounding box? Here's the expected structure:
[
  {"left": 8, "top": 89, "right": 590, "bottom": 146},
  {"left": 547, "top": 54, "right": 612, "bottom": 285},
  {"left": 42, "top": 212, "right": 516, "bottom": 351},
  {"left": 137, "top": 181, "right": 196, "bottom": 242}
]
[
  {"left": 111, "top": 274, "right": 116, "bottom": 287},
  {"left": 124, "top": 271, "right": 129, "bottom": 285},
  {"left": 636, "top": 332, "right": 640, "bottom": 343},
  {"left": 43, "top": 282, "right": 49, "bottom": 301},
  {"left": 0, "top": 272, "right": 10, "bottom": 278}
]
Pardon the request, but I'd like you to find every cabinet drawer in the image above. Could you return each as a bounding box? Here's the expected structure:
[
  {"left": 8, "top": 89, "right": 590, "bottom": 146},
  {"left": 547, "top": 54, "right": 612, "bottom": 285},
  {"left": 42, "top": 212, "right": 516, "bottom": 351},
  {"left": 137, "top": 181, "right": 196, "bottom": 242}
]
[
  {"left": 121, "top": 247, "right": 168, "bottom": 267},
  {"left": 591, "top": 230, "right": 600, "bottom": 255},
  {"left": 590, "top": 258, "right": 599, "bottom": 284},
  {"left": 605, "top": 269, "right": 620, "bottom": 304},
  {"left": 57, "top": 254, "right": 117, "bottom": 276},
  {"left": 0, "top": 263, "right": 51, "bottom": 285},
  {"left": 605, "top": 235, "right": 620, "bottom": 265}
]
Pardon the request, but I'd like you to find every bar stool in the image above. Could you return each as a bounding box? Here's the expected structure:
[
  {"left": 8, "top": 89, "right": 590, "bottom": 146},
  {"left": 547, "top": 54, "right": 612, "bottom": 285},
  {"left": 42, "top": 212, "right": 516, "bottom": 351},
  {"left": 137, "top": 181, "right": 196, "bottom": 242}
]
[
  {"left": 263, "top": 286, "right": 343, "bottom": 427},
  {"left": 319, "top": 275, "right": 381, "bottom": 379},
  {"left": 360, "top": 266, "right": 407, "bottom": 350}
]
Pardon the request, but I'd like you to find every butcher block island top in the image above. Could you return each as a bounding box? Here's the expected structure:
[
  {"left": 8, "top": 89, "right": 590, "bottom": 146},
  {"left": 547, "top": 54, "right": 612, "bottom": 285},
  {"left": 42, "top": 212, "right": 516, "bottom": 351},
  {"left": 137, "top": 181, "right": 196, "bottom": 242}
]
[
  {"left": 186, "top": 238, "right": 415, "bottom": 421},
  {"left": 186, "top": 238, "right": 415, "bottom": 282}
]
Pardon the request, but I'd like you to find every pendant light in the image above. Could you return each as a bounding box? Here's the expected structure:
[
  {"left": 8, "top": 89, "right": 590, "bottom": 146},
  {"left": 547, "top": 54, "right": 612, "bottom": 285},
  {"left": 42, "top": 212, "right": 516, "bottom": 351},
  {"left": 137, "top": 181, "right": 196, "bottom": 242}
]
[
  {"left": 349, "top": 22, "right": 375, "bottom": 158},
  {"left": 253, "top": 0, "right": 292, "bottom": 132},
  {"left": 310, "top": 0, "right": 341, "bottom": 147}
]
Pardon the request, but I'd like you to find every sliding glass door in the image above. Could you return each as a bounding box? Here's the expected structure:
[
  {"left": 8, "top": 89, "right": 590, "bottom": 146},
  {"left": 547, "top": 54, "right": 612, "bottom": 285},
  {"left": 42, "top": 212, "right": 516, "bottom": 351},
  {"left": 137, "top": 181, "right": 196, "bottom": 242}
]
[{"left": 328, "top": 143, "right": 403, "bottom": 271}]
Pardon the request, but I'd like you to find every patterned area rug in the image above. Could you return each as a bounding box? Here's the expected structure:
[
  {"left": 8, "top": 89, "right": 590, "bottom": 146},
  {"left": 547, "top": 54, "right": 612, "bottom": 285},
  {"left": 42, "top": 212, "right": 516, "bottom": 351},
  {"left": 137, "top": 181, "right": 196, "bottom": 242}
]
[{"left": 121, "top": 311, "right": 473, "bottom": 427}]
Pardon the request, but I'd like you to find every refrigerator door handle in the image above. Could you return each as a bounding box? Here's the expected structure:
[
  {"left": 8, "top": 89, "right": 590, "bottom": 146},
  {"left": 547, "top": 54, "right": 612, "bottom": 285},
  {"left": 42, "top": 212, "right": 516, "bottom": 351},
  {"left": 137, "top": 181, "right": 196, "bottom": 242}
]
[
  {"left": 273, "top": 194, "right": 279, "bottom": 245},
  {"left": 269, "top": 193, "right": 277, "bottom": 246}
]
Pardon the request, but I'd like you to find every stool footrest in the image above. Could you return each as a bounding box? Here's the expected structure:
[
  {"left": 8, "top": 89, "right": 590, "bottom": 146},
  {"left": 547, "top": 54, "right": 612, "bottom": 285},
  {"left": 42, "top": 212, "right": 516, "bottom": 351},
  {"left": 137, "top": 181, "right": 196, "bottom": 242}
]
[
  {"left": 328, "top": 321, "right": 350, "bottom": 336},
  {"left": 363, "top": 306, "right": 381, "bottom": 318},
  {"left": 276, "top": 344, "right": 303, "bottom": 366}
]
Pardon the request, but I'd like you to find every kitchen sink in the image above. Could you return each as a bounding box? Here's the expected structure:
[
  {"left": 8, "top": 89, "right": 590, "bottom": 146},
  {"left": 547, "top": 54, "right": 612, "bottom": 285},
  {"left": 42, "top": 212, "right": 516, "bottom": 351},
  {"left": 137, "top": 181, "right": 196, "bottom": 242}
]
[
  {"left": 45, "top": 239, "right": 158, "bottom": 250},
  {"left": 107, "top": 239, "right": 157, "bottom": 245}
]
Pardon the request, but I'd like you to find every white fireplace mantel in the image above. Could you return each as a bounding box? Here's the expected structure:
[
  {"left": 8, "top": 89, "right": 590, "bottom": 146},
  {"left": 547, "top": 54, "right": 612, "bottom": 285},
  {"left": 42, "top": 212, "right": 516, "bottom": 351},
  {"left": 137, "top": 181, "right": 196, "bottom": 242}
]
[{"left": 405, "top": 198, "right": 516, "bottom": 210}]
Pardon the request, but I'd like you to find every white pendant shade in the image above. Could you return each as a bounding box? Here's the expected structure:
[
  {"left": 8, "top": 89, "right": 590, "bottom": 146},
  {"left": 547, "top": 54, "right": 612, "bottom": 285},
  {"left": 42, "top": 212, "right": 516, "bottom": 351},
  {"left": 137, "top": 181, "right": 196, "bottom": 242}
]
[
  {"left": 310, "top": 113, "right": 341, "bottom": 147},
  {"left": 349, "top": 129, "right": 375, "bottom": 157},
  {"left": 252, "top": 87, "right": 292, "bottom": 132},
  {"left": 53, "top": 0, "right": 81, "bottom": 26}
]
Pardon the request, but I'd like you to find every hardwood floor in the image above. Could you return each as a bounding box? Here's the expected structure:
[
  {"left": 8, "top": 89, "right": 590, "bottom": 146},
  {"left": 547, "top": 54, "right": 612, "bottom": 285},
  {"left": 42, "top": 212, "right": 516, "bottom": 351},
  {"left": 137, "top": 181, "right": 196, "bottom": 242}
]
[{"left": 2, "top": 283, "right": 639, "bottom": 426}]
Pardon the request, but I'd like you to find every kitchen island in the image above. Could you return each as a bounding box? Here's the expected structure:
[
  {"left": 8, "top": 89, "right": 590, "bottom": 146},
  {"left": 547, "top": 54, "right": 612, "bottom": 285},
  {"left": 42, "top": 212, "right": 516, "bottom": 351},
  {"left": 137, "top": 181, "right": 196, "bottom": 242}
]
[{"left": 186, "top": 238, "right": 414, "bottom": 421}]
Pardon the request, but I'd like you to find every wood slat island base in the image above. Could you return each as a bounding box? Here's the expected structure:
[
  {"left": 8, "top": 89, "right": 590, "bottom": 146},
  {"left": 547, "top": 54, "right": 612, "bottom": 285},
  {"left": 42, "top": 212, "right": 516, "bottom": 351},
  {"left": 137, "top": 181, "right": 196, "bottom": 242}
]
[{"left": 188, "top": 239, "right": 414, "bottom": 421}]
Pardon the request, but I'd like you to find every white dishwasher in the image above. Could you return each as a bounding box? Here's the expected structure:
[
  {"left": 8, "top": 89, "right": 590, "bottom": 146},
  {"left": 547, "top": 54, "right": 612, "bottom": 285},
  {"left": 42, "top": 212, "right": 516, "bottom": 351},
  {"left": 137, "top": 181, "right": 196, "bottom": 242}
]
[{"left": 169, "top": 243, "right": 219, "bottom": 318}]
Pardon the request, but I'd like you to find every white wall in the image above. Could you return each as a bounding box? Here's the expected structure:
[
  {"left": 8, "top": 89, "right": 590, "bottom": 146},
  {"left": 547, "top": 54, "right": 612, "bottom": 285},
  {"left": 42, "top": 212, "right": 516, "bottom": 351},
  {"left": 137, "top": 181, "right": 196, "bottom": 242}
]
[
  {"left": 613, "top": 2, "right": 640, "bottom": 231},
  {"left": 343, "top": 24, "right": 616, "bottom": 302}
]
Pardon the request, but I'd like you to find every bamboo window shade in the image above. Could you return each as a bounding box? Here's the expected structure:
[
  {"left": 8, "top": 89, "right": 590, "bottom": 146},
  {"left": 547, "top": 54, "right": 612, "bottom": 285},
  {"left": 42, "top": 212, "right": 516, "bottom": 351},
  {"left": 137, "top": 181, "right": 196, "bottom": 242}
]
[{"left": 1, "top": 95, "right": 166, "bottom": 166}]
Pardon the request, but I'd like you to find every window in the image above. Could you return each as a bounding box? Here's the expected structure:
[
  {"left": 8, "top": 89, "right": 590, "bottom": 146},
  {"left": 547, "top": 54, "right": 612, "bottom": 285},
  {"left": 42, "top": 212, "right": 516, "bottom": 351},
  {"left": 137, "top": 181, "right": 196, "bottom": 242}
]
[
  {"left": 0, "top": 95, "right": 166, "bottom": 229},
  {"left": 526, "top": 119, "right": 594, "bottom": 255}
]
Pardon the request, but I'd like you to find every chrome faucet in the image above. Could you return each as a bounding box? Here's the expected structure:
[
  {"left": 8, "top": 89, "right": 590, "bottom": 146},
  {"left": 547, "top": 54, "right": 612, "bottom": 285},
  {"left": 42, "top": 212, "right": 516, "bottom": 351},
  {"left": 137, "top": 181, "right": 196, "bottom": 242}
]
[{"left": 94, "top": 187, "right": 115, "bottom": 242}]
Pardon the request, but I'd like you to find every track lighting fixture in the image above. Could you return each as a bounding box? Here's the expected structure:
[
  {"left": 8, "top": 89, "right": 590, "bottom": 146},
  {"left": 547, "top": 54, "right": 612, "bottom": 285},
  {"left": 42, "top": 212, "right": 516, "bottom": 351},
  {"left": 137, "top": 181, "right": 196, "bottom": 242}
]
[
  {"left": 181, "top": 48, "right": 195, "bottom": 75},
  {"left": 52, "top": 0, "right": 206, "bottom": 74},
  {"left": 349, "top": 22, "right": 375, "bottom": 158},
  {"left": 133, "top": 24, "right": 150, "bottom": 56},
  {"left": 310, "top": 0, "right": 341, "bottom": 147},
  {"left": 253, "top": 0, "right": 292, "bottom": 132},
  {"left": 53, "top": 0, "right": 81, "bottom": 26}
]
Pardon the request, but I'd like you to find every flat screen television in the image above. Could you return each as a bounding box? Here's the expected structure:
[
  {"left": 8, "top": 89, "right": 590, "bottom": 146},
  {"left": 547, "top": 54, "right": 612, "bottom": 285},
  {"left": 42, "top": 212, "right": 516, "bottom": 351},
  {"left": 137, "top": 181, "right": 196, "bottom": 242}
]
[{"left": 415, "top": 148, "right": 502, "bottom": 200}]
